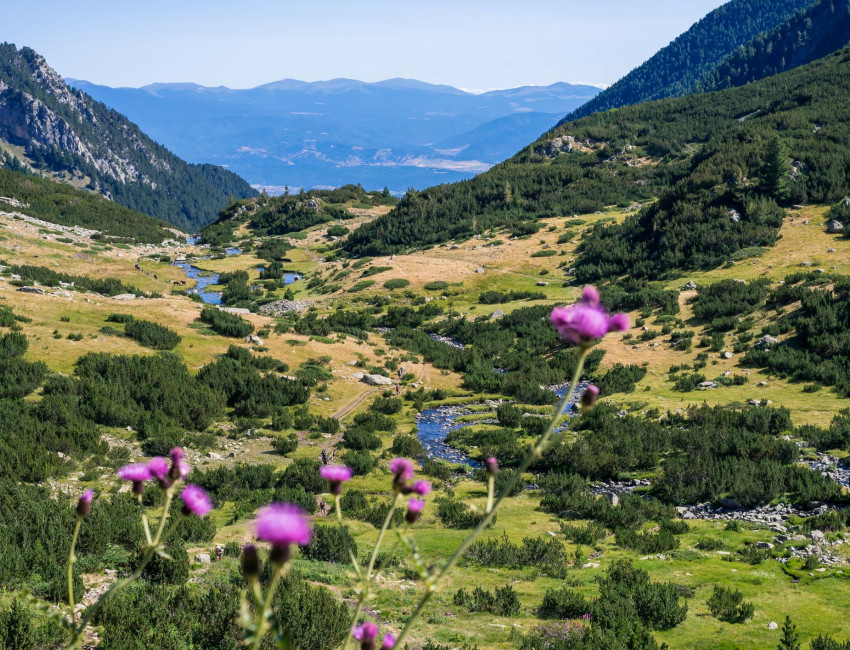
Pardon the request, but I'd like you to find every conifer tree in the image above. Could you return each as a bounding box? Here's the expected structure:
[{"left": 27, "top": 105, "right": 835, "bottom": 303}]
[
  {"left": 778, "top": 615, "right": 801, "bottom": 650},
  {"left": 760, "top": 136, "right": 791, "bottom": 200}
]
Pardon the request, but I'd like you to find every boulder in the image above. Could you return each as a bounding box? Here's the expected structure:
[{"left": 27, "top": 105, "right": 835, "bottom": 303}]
[
  {"left": 246, "top": 334, "right": 264, "bottom": 346},
  {"left": 490, "top": 310, "right": 505, "bottom": 320},
  {"left": 768, "top": 622, "right": 778, "bottom": 630},
  {"left": 759, "top": 335, "right": 780, "bottom": 348},
  {"left": 755, "top": 542, "right": 774, "bottom": 550},
  {"left": 722, "top": 351, "right": 734, "bottom": 359},
  {"left": 536, "top": 281, "right": 549, "bottom": 286},
  {"left": 111, "top": 293, "right": 136, "bottom": 300},
  {"left": 698, "top": 381, "right": 718, "bottom": 390},
  {"left": 195, "top": 554, "right": 211, "bottom": 564},
  {"left": 17, "top": 286, "right": 45, "bottom": 295},
  {"left": 827, "top": 220, "right": 844, "bottom": 234},
  {"left": 719, "top": 498, "right": 742, "bottom": 510},
  {"left": 682, "top": 281, "right": 698, "bottom": 291},
  {"left": 475, "top": 267, "right": 485, "bottom": 274},
  {"left": 810, "top": 530, "right": 826, "bottom": 542},
  {"left": 220, "top": 306, "right": 251, "bottom": 315},
  {"left": 362, "top": 374, "right": 394, "bottom": 386}
]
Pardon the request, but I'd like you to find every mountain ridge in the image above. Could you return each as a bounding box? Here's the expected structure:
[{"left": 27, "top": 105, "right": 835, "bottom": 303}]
[
  {"left": 66, "top": 77, "right": 601, "bottom": 192},
  {"left": 0, "top": 43, "right": 257, "bottom": 231}
]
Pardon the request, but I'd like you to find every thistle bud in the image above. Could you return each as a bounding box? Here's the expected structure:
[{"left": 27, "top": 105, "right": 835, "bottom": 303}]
[
  {"left": 581, "top": 385, "right": 600, "bottom": 409},
  {"left": 241, "top": 544, "right": 260, "bottom": 579},
  {"left": 76, "top": 489, "right": 93, "bottom": 518},
  {"left": 485, "top": 457, "right": 499, "bottom": 476}
]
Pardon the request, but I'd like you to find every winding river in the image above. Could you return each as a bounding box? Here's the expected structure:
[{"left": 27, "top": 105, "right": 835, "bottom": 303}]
[
  {"left": 174, "top": 243, "right": 301, "bottom": 305},
  {"left": 414, "top": 382, "right": 587, "bottom": 469}
]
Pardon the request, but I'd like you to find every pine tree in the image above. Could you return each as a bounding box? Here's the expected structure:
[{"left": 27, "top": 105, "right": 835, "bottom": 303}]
[
  {"left": 760, "top": 136, "right": 791, "bottom": 201},
  {"left": 778, "top": 615, "right": 801, "bottom": 650}
]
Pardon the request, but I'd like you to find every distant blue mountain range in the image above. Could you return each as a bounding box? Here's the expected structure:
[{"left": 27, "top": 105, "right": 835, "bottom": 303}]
[{"left": 67, "top": 77, "right": 600, "bottom": 193}]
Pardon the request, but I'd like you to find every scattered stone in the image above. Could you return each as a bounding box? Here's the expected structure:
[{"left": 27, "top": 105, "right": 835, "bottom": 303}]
[
  {"left": 257, "top": 299, "right": 313, "bottom": 316},
  {"left": 475, "top": 267, "right": 485, "bottom": 274},
  {"left": 827, "top": 220, "right": 845, "bottom": 234},
  {"left": 490, "top": 310, "right": 505, "bottom": 320},
  {"left": 195, "top": 554, "right": 211, "bottom": 564},
  {"left": 362, "top": 374, "right": 394, "bottom": 386},
  {"left": 536, "top": 281, "right": 549, "bottom": 286},
  {"left": 755, "top": 542, "right": 774, "bottom": 550},
  {"left": 698, "top": 381, "right": 718, "bottom": 390},
  {"left": 246, "top": 334, "right": 264, "bottom": 346},
  {"left": 111, "top": 293, "right": 136, "bottom": 301},
  {"left": 768, "top": 622, "right": 778, "bottom": 630},
  {"left": 17, "top": 286, "right": 45, "bottom": 295},
  {"left": 723, "top": 351, "right": 734, "bottom": 360},
  {"left": 682, "top": 280, "right": 698, "bottom": 291},
  {"left": 219, "top": 306, "right": 250, "bottom": 315}
]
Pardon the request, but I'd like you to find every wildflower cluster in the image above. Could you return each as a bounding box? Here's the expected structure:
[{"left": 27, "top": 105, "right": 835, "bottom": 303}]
[{"left": 64, "top": 448, "right": 211, "bottom": 648}]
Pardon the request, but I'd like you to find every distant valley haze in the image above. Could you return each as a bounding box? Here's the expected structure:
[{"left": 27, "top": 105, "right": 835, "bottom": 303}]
[{"left": 67, "top": 77, "right": 602, "bottom": 193}]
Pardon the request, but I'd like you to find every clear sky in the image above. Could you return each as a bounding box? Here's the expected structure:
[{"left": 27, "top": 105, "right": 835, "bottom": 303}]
[{"left": 5, "top": 0, "right": 728, "bottom": 90}]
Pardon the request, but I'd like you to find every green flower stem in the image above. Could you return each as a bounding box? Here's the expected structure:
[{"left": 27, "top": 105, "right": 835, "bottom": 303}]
[
  {"left": 342, "top": 492, "right": 401, "bottom": 650},
  {"left": 137, "top": 494, "right": 152, "bottom": 544},
  {"left": 67, "top": 516, "right": 82, "bottom": 610},
  {"left": 252, "top": 560, "right": 290, "bottom": 650},
  {"left": 65, "top": 485, "right": 179, "bottom": 649},
  {"left": 334, "top": 495, "right": 362, "bottom": 578},
  {"left": 392, "top": 349, "right": 589, "bottom": 647},
  {"left": 486, "top": 475, "right": 495, "bottom": 513}
]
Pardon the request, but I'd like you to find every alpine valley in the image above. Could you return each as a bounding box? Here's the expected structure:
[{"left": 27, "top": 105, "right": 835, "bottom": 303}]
[{"left": 1, "top": 1, "right": 850, "bottom": 649}]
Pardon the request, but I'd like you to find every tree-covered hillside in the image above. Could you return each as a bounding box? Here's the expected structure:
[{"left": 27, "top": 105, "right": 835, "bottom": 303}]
[
  {"left": 344, "top": 47, "right": 850, "bottom": 279},
  {"left": 0, "top": 44, "right": 256, "bottom": 231},
  {"left": 0, "top": 168, "right": 176, "bottom": 243},
  {"left": 697, "top": 0, "right": 850, "bottom": 92},
  {"left": 563, "top": 0, "right": 814, "bottom": 121}
]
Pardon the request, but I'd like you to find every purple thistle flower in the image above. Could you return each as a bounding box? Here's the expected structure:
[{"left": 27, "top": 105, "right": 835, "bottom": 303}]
[
  {"left": 406, "top": 497, "right": 425, "bottom": 524},
  {"left": 320, "top": 465, "right": 353, "bottom": 495},
  {"left": 180, "top": 484, "right": 213, "bottom": 517},
  {"left": 76, "top": 489, "right": 93, "bottom": 517},
  {"left": 485, "top": 457, "right": 499, "bottom": 476},
  {"left": 117, "top": 462, "right": 152, "bottom": 495},
  {"left": 174, "top": 459, "right": 191, "bottom": 480},
  {"left": 117, "top": 463, "right": 152, "bottom": 482},
  {"left": 169, "top": 447, "right": 184, "bottom": 464},
  {"left": 382, "top": 633, "right": 396, "bottom": 649},
  {"left": 550, "top": 286, "right": 630, "bottom": 346},
  {"left": 147, "top": 457, "right": 169, "bottom": 481},
  {"left": 255, "top": 503, "right": 312, "bottom": 562},
  {"left": 353, "top": 621, "right": 379, "bottom": 642},
  {"left": 581, "top": 384, "right": 600, "bottom": 408},
  {"left": 412, "top": 480, "right": 431, "bottom": 496},
  {"left": 390, "top": 457, "right": 414, "bottom": 480}
]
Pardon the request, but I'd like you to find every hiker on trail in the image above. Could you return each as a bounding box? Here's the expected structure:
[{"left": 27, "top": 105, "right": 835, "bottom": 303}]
[
  {"left": 321, "top": 449, "right": 328, "bottom": 465},
  {"left": 398, "top": 366, "right": 404, "bottom": 379},
  {"left": 395, "top": 384, "right": 400, "bottom": 395},
  {"left": 320, "top": 500, "right": 328, "bottom": 515}
]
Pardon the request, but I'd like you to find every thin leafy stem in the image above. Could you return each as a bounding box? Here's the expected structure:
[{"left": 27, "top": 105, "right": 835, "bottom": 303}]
[{"left": 391, "top": 349, "right": 588, "bottom": 646}]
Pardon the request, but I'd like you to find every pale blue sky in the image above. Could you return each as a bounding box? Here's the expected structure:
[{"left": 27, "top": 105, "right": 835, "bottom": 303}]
[{"left": 5, "top": 0, "right": 727, "bottom": 90}]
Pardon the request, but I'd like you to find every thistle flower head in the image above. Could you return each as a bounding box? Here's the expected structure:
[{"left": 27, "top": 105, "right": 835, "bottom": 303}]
[
  {"left": 255, "top": 503, "right": 312, "bottom": 549},
  {"left": 169, "top": 447, "right": 184, "bottom": 464},
  {"left": 147, "top": 456, "right": 169, "bottom": 481},
  {"left": 406, "top": 497, "right": 425, "bottom": 524},
  {"left": 390, "top": 457, "right": 414, "bottom": 482},
  {"left": 413, "top": 480, "right": 431, "bottom": 496},
  {"left": 382, "top": 633, "right": 396, "bottom": 649},
  {"left": 117, "top": 463, "right": 152, "bottom": 482},
  {"left": 485, "top": 457, "right": 499, "bottom": 476},
  {"left": 180, "top": 484, "right": 213, "bottom": 517},
  {"left": 320, "top": 464, "right": 353, "bottom": 495},
  {"left": 353, "top": 621, "right": 379, "bottom": 642},
  {"left": 550, "top": 286, "right": 630, "bottom": 346}
]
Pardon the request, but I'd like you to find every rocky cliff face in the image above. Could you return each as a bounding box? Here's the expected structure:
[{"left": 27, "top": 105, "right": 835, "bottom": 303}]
[{"left": 0, "top": 43, "right": 255, "bottom": 231}]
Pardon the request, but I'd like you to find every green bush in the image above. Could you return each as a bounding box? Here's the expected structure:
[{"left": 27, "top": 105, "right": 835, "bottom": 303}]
[
  {"left": 391, "top": 434, "right": 424, "bottom": 458},
  {"left": 124, "top": 319, "right": 181, "bottom": 350},
  {"left": 384, "top": 279, "right": 410, "bottom": 290},
  {"left": 339, "top": 449, "right": 377, "bottom": 475},
  {"left": 271, "top": 433, "right": 298, "bottom": 455},
  {"left": 707, "top": 585, "right": 754, "bottom": 623},
  {"left": 538, "top": 587, "right": 590, "bottom": 619},
  {"left": 423, "top": 281, "right": 449, "bottom": 291},
  {"left": 199, "top": 307, "right": 254, "bottom": 337},
  {"left": 301, "top": 525, "right": 357, "bottom": 564},
  {"left": 137, "top": 538, "right": 190, "bottom": 585}
]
